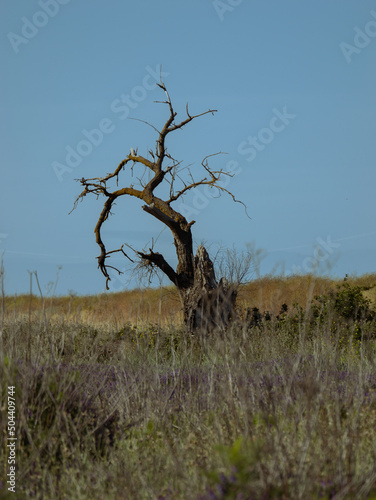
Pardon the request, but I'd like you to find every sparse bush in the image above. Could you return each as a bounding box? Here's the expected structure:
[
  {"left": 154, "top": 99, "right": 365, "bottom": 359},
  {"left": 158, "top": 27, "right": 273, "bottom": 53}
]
[{"left": 334, "top": 278, "right": 374, "bottom": 322}]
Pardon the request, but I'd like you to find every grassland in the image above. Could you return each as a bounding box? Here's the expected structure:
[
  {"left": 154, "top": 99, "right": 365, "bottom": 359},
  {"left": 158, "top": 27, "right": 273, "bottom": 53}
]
[{"left": 1, "top": 274, "right": 376, "bottom": 499}]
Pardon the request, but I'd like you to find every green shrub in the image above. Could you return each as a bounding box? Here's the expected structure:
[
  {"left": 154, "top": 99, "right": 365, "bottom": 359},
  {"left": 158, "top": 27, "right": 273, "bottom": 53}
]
[{"left": 334, "top": 278, "right": 374, "bottom": 322}]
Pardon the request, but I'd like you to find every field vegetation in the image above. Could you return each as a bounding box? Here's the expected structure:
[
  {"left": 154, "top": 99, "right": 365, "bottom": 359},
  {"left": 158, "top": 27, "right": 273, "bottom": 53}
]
[{"left": 1, "top": 273, "right": 376, "bottom": 499}]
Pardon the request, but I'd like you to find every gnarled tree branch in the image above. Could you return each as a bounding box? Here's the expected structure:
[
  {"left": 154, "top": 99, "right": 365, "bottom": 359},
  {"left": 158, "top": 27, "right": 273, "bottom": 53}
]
[{"left": 71, "top": 79, "right": 248, "bottom": 329}]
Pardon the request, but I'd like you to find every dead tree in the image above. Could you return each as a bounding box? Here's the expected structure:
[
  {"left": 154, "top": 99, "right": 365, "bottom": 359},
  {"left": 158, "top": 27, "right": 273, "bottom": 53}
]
[{"left": 71, "top": 82, "right": 247, "bottom": 333}]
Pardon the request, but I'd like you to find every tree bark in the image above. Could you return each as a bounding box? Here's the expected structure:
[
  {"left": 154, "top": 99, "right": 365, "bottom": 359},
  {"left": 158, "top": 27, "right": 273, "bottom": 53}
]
[{"left": 181, "top": 245, "right": 237, "bottom": 333}]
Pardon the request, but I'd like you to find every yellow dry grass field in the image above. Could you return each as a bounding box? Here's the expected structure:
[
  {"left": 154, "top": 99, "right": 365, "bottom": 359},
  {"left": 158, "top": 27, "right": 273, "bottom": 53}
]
[{"left": 4, "top": 274, "right": 376, "bottom": 327}]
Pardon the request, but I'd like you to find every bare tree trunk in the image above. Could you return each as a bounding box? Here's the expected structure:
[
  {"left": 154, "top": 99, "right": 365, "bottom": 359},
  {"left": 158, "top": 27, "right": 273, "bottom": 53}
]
[{"left": 182, "top": 246, "right": 237, "bottom": 333}]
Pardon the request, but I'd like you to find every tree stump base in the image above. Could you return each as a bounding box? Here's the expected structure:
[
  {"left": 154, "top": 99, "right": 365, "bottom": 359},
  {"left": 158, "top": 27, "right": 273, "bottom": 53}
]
[{"left": 184, "top": 246, "right": 237, "bottom": 334}]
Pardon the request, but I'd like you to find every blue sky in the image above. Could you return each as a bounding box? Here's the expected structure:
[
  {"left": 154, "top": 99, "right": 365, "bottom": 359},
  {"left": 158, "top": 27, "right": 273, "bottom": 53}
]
[{"left": 1, "top": 0, "right": 375, "bottom": 296}]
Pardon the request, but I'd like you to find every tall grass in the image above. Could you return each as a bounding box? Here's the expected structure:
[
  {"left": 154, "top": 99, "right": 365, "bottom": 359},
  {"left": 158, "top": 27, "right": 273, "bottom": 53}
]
[{"left": 1, "top": 275, "right": 376, "bottom": 499}]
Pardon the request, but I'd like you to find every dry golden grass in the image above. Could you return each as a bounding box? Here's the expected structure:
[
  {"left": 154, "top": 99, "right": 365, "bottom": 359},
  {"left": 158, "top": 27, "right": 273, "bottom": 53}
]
[
  {"left": 238, "top": 273, "right": 376, "bottom": 315},
  {"left": 3, "top": 274, "right": 376, "bottom": 326},
  {"left": 3, "top": 286, "right": 182, "bottom": 327}
]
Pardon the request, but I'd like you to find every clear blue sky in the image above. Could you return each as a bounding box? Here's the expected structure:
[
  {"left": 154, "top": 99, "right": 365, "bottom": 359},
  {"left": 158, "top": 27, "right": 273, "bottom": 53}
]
[{"left": 1, "top": 1, "right": 375, "bottom": 296}]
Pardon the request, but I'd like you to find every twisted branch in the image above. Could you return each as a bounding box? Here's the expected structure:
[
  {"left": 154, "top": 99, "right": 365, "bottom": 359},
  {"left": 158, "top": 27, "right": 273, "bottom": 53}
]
[{"left": 70, "top": 80, "right": 247, "bottom": 290}]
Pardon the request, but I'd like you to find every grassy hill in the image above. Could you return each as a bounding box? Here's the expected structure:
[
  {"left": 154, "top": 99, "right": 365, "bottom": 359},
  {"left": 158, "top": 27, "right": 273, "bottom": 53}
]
[
  {"left": 1, "top": 273, "right": 376, "bottom": 498},
  {"left": 4, "top": 273, "right": 376, "bottom": 326}
]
